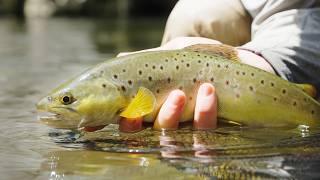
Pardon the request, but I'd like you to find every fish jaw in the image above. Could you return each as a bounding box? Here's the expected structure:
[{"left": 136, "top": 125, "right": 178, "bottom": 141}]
[
  {"left": 36, "top": 97, "right": 82, "bottom": 129},
  {"left": 38, "top": 113, "right": 81, "bottom": 129}
]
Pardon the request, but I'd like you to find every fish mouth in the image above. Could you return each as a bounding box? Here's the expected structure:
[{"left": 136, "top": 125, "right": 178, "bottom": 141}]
[{"left": 37, "top": 108, "right": 81, "bottom": 129}]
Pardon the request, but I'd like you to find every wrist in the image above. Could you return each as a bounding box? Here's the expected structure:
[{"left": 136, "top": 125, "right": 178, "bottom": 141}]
[{"left": 236, "top": 48, "right": 275, "bottom": 74}]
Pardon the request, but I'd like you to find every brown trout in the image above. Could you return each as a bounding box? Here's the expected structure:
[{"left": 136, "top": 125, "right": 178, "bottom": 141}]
[{"left": 36, "top": 44, "right": 320, "bottom": 129}]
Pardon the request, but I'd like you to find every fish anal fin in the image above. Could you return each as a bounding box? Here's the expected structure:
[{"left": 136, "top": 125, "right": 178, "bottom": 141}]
[
  {"left": 184, "top": 44, "right": 240, "bottom": 61},
  {"left": 120, "top": 87, "right": 156, "bottom": 119}
]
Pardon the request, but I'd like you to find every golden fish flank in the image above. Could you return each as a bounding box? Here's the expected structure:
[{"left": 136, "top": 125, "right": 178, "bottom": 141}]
[{"left": 36, "top": 44, "right": 320, "bottom": 129}]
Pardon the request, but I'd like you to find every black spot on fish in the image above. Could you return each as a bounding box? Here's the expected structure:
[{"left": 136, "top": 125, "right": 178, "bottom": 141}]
[
  {"left": 293, "top": 101, "right": 297, "bottom": 106},
  {"left": 183, "top": 54, "right": 186, "bottom": 57},
  {"left": 181, "top": 60, "right": 184, "bottom": 63},
  {"left": 217, "top": 64, "right": 221, "bottom": 68},
  {"left": 210, "top": 77, "right": 214, "bottom": 82},
  {"left": 206, "top": 63, "right": 209, "bottom": 67},
  {"left": 242, "top": 72, "right": 246, "bottom": 75},
  {"left": 270, "top": 82, "right": 274, "bottom": 87},
  {"left": 122, "top": 69, "right": 126, "bottom": 73},
  {"left": 251, "top": 73, "right": 254, "bottom": 77},
  {"left": 197, "top": 54, "right": 200, "bottom": 57},
  {"left": 282, "top": 89, "right": 287, "bottom": 94},
  {"left": 145, "top": 64, "right": 149, "bottom": 67},
  {"left": 152, "top": 65, "right": 156, "bottom": 69},
  {"left": 204, "top": 55, "right": 207, "bottom": 58},
  {"left": 225, "top": 65, "right": 229, "bottom": 69},
  {"left": 167, "top": 77, "right": 171, "bottom": 83},
  {"left": 121, "top": 86, "right": 126, "bottom": 92},
  {"left": 186, "top": 63, "right": 190, "bottom": 67},
  {"left": 193, "top": 78, "right": 197, "bottom": 83},
  {"left": 174, "top": 58, "right": 178, "bottom": 61},
  {"left": 249, "top": 86, "right": 254, "bottom": 91},
  {"left": 113, "top": 75, "right": 118, "bottom": 79},
  {"left": 100, "top": 70, "right": 104, "bottom": 74},
  {"left": 132, "top": 95, "right": 135, "bottom": 99},
  {"left": 273, "top": 97, "right": 277, "bottom": 101},
  {"left": 156, "top": 89, "right": 160, "bottom": 94},
  {"left": 165, "top": 59, "right": 168, "bottom": 62},
  {"left": 311, "top": 110, "right": 315, "bottom": 114},
  {"left": 260, "top": 80, "right": 265, "bottom": 85},
  {"left": 102, "top": 84, "right": 106, "bottom": 88},
  {"left": 304, "top": 98, "right": 307, "bottom": 102},
  {"left": 236, "top": 71, "right": 240, "bottom": 75},
  {"left": 138, "top": 70, "right": 142, "bottom": 75},
  {"left": 226, "top": 80, "right": 230, "bottom": 85},
  {"left": 176, "top": 65, "right": 179, "bottom": 70},
  {"left": 176, "top": 53, "right": 180, "bottom": 56},
  {"left": 160, "top": 66, "right": 163, "bottom": 70},
  {"left": 148, "top": 76, "right": 152, "bottom": 81},
  {"left": 128, "top": 80, "right": 132, "bottom": 85},
  {"left": 179, "top": 86, "right": 183, "bottom": 90},
  {"left": 210, "top": 56, "right": 213, "bottom": 59},
  {"left": 198, "top": 60, "right": 201, "bottom": 63}
]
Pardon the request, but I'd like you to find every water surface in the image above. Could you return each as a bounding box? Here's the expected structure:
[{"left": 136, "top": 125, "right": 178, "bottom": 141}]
[{"left": 1, "top": 17, "right": 320, "bottom": 180}]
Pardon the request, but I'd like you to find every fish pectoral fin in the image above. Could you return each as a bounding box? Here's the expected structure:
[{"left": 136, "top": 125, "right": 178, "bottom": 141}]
[
  {"left": 120, "top": 87, "right": 156, "bottom": 119},
  {"left": 295, "top": 83, "right": 317, "bottom": 98},
  {"left": 184, "top": 44, "right": 240, "bottom": 62}
]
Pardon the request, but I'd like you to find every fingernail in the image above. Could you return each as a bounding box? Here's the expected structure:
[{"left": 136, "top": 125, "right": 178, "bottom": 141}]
[
  {"left": 167, "top": 90, "right": 186, "bottom": 107},
  {"left": 198, "top": 83, "right": 214, "bottom": 96}
]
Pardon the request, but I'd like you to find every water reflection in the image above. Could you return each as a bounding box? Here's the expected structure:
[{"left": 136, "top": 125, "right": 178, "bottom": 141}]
[
  {"left": 42, "top": 126, "right": 320, "bottom": 179},
  {"left": 41, "top": 150, "right": 199, "bottom": 179}
]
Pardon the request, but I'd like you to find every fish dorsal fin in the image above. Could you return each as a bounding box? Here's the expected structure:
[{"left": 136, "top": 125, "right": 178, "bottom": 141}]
[
  {"left": 120, "top": 87, "right": 156, "bottom": 119},
  {"left": 295, "top": 83, "right": 317, "bottom": 98},
  {"left": 184, "top": 44, "right": 240, "bottom": 61}
]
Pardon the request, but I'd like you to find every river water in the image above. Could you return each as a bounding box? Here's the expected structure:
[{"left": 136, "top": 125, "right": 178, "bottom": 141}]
[{"left": 0, "top": 17, "right": 320, "bottom": 180}]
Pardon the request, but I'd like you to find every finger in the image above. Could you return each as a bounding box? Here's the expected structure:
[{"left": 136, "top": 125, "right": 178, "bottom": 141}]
[
  {"left": 119, "top": 117, "right": 143, "bottom": 133},
  {"left": 193, "top": 83, "right": 217, "bottom": 130},
  {"left": 162, "top": 37, "right": 222, "bottom": 49},
  {"left": 153, "top": 90, "right": 186, "bottom": 130},
  {"left": 117, "top": 52, "right": 131, "bottom": 57},
  {"left": 116, "top": 47, "right": 162, "bottom": 57}
]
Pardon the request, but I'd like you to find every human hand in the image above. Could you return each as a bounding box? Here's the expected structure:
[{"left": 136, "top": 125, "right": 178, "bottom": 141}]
[{"left": 119, "top": 83, "right": 217, "bottom": 132}]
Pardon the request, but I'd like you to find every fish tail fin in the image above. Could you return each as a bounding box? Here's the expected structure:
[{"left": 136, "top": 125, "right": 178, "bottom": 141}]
[{"left": 184, "top": 44, "right": 240, "bottom": 61}]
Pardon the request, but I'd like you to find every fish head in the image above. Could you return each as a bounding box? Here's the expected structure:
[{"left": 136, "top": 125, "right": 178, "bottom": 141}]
[{"left": 36, "top": 76, "right": 127, "bottom": 130}]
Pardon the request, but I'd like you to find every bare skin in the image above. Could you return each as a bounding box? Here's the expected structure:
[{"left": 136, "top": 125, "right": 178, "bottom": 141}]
[{"left": 117, "top": 37, "right": 275, "bottom": 132}]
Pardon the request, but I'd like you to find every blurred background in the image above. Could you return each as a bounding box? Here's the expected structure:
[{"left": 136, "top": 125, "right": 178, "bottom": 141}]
[
  {"left": 0, "top": 2, "right": 180, "bottom": 178},
  {"left": 0, "top": 0, "right": 178, "bottom": 54}
]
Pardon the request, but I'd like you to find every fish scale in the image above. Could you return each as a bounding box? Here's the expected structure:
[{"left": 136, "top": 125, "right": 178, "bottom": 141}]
[{"left": 37, "top": 46, "right": 320, "bottom": 129}]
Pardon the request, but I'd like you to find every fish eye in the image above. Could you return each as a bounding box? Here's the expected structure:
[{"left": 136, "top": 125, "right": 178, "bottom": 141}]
[{"left": 60, "top": 93, "right": 74, "bottom": 105}]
